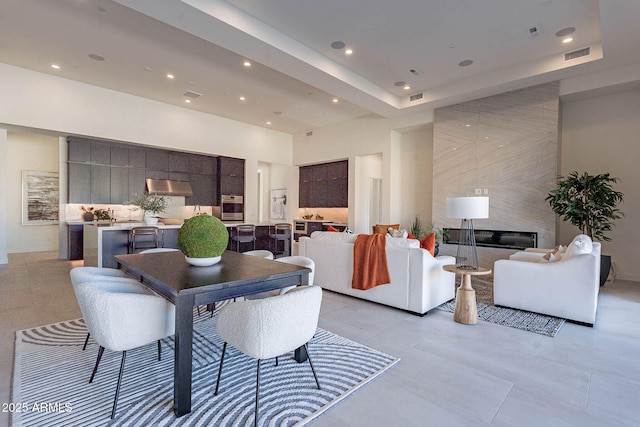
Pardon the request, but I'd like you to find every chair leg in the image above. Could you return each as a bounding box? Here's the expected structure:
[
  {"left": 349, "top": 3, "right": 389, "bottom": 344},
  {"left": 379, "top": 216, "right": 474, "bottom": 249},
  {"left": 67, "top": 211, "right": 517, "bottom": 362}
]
[
  {"left": 111, "top": 350, "right": 127, "bottom": 419},
  {"left": 255, "top": 359, "right": 261, "bottom": 427},
  {"left": 89, "top": 345, "right": 105, "bottom": 383},
  {"left": 197, "top": 306, "right": 201, "bottom": 316},
  {"left": 305, "top": 343, "right": 321, "bottom": 390},
  {"left": 82, "top": 332, "right": 90, "bottom": 351},
  {"left": 275, "top": 356, "right": 278, "bottom": 367},
  {"left": 214, "top": 342, "right": 227, "bottom": 395},
  {"left": 157, "top": 340, "right": 161, "bottom": 361}
]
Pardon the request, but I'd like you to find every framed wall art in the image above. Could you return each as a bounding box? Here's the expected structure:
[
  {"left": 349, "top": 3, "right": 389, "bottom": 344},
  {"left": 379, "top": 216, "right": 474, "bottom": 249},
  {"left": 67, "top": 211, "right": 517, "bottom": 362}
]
[
  {"left": 22, "top": 170, "right": 59, "bottom": 225},
  {"left": 270, "top": 189, "right": 287, "bottom": 220}
]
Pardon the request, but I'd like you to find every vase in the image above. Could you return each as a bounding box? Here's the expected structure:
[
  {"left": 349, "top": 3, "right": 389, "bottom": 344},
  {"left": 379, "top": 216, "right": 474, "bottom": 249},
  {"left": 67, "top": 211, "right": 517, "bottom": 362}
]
[
  {"left": 83, "top": 212, "right": 94, "bottom": 221},
  {"left": 185, "top": 255, "right": 221, "bottom": 267},
  {"left": 144, "top": 213, "right": 159, "bottom": 225}
]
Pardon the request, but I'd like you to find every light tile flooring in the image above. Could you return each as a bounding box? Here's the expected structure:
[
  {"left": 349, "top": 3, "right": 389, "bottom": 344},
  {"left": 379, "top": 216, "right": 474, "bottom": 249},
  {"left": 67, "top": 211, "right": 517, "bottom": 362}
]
[{"left": 1, "top": 251, "right": 640, "bottom": 426}]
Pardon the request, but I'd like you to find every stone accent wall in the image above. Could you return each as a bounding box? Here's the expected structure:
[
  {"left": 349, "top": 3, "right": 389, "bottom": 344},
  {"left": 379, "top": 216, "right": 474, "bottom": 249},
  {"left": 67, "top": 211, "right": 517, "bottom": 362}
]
[{"left": 432, "top": 82, "right": 559, "bottom": 250}]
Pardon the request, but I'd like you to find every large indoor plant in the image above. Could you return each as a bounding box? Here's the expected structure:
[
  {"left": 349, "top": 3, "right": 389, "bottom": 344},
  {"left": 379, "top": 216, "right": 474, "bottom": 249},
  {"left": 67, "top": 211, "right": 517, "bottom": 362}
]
[
  {"left": 546, "top": 171, "right": 624, "bottom": 285},
  {"left": 178, "top": 214, "right": 229, "bottom": 266},
  {"left": 126, "top": 192, "right": 168, "bottom": 225}
]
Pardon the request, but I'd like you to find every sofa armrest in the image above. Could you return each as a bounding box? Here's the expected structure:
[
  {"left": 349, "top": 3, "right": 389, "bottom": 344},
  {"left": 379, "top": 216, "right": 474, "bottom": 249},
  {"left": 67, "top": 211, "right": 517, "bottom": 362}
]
[{"left": 407, "top": 249, "right": 456, "bottom": 314}]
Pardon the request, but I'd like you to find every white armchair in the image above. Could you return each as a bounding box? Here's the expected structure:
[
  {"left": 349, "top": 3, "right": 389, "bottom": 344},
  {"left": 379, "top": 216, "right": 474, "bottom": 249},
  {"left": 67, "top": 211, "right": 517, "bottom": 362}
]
[
  {"left": 214, "top": 285, "right": 322, "bottom": 427},
  {"left": 75, "top": 280, "right": 175, "bottom": 419},
  {"left": 494, "top": 235, "right": 601, "bottom": 325}
]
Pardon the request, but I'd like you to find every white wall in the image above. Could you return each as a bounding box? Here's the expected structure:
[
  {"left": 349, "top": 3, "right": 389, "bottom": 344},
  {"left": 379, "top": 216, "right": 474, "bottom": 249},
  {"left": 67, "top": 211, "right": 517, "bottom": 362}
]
[
  {"left": 560, "top": 88, "right": 640, "bottom": 281},
  {"left": 6, "top": 131, "right": 60, "bottom": 253},
  {"left": 0, "top": 130, "right": 8, "bottom": 263},
  {"left": 400, "top": 125, "right": 434, "bottom": 229}
]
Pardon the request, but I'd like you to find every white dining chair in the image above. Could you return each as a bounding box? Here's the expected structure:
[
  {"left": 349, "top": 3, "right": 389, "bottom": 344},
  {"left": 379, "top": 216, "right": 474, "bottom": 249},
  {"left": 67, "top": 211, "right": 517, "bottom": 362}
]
[
  {"left": 75, "top": 280, "right": 175, "bottom": 419},
  {"left": 242, "top": 249, "right": 274, "bottom": 260},
  {"left": 214, "top": 285, "right": 322, "bottom": 427},
  {"left": 70, "top": 267, "right": 148, "bottom": 350},
  {"left": 245, "top": 256, "right": 314, "bottom": 300}
]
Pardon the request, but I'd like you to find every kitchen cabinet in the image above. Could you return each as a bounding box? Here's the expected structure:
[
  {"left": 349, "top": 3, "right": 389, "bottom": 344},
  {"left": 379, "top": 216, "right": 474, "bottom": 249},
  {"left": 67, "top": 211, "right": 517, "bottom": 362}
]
[
  {"left": 169, "top": 152, "right": 190, "bottom": 173},
  {"left": 298, "top": 160, "right": 348, "bottom": 208},
  {"left": 218, "top": 157, "right": 245, "bottom": 198},
  {"left": 188, "top": 174, "right": 217, "bottom": 206},
  {"left": 68, "top": 163, "right": 91, "bottom": 203},
  {"left": 90, "top": 143, "right": 111, "bottom": 165},
  {"left": 110, "top": 146, "right": 129, "bottom": 166},
  {"left": 146, "top": 149, "right": 168, "bottom": 171},
  {"left": 68, "top": 225, "right": 84, "bottom": 261},
  {"left": 90, "top": 165, "right": 111, "bottom": 203}
]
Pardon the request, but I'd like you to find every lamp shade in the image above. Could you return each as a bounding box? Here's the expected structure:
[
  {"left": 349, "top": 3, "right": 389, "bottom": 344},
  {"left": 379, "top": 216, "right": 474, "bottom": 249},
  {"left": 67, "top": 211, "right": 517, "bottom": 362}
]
[{"left": 446, "top": 196, "right": 489, "bottom": 219}]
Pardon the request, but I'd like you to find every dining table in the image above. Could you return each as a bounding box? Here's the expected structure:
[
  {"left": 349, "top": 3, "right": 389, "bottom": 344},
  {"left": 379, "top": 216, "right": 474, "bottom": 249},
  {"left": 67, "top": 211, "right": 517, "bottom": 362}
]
[{"left": 115, "top": 250, "right": 311, "bottom": 417}]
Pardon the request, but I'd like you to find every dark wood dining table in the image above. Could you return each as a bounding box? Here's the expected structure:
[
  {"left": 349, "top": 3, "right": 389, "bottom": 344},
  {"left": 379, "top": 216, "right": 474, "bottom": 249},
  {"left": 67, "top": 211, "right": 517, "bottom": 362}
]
[{"left": 115, "top": 250, "right": 311, "bottom": 417}]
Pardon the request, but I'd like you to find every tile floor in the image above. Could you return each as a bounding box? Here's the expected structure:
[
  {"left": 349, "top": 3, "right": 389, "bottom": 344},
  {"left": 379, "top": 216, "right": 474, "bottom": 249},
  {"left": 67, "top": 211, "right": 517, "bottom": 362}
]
[{"left": 1, "top": 251, "right": 639, "bottom": 426}]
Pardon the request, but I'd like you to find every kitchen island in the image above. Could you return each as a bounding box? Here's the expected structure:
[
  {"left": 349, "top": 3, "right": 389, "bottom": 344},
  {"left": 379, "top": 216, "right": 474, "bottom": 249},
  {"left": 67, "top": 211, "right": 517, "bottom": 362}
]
[{"left": 83, "top": 221, "right": 293, "bottom": 267}]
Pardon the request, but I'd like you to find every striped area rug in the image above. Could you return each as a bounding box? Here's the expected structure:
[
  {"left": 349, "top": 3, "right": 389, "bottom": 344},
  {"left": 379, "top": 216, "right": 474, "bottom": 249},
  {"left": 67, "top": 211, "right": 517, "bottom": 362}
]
[{"left": 11, "top": 305, "right": 399, "bottom": 427}]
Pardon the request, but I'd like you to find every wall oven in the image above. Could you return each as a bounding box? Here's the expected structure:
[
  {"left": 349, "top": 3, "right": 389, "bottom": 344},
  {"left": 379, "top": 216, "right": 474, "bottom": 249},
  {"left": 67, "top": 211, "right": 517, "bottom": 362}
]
[{"left": 221, "top": 195, "right": 244, "bottom": 221}]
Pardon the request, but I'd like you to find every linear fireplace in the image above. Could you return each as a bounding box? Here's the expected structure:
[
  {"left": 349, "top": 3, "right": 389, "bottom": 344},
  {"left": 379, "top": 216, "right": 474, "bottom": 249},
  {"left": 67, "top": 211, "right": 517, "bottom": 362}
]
[{"left": 444, "top": 229, "right": 537, "bottom": 250}]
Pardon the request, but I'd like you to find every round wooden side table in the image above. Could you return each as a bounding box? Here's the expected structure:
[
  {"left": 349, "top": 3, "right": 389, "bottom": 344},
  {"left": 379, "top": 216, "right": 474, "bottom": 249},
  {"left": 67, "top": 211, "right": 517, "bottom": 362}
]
[{"left": 443, "top": 265, "right": 492, "bottom": 325}]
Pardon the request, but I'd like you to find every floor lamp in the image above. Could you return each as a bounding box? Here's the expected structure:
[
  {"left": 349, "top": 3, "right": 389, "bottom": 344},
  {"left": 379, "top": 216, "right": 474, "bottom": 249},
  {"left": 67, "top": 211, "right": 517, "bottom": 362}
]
[{"left": 446, "top": 196, "right": 489, "bottom": 270}]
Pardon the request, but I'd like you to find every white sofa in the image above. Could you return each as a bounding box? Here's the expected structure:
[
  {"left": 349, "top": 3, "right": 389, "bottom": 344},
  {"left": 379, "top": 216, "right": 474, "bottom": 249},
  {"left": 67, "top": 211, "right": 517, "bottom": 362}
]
[
  {"left": 298, "top": 232, "right": 456, "bottom": 315},
  {"left": 494, "top": 235, "right": 601, "bottom": 325}
]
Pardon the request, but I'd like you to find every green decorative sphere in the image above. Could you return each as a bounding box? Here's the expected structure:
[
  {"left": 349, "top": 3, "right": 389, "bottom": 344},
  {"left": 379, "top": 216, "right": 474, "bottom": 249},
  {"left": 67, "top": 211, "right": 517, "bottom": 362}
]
[{"left": 178, "top": 214, "right": 229, "bottom": 258}]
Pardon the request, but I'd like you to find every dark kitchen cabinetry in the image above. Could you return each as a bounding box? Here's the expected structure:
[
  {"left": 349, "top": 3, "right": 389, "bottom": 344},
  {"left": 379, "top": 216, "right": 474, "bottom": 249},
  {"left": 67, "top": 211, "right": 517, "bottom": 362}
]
[
  {"left": 298, "top": 160, "right": 348, "bottom": 208},
  {"left": 68, "top": 225, "right": 84, "bottom": 261},
  {"left": 67, "top": 137, "right": 225, "bottom": 206},
  {"left": 218, "top": 157, "right": 245, "bottom": 198}
]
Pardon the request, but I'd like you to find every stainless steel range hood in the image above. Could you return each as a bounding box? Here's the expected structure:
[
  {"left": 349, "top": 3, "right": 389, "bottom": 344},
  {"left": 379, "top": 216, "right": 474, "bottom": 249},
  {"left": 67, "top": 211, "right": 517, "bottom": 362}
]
[{"left": 145, "top": 178, "right": 193, "bottom": 197}]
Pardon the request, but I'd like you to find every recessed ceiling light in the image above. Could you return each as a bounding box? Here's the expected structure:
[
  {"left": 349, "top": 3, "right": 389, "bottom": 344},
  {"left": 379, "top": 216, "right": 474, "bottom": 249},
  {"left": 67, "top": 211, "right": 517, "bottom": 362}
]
[
  {"left": 459, "top": 59, "right": 473, "bottom": 67},
  {"left": 166, "top": 74, "right": 175, "bottom": 79},
  {"left": 51, "top": 64, "right": 60, "bottom": 70},
  {"left": 403, "top": 85, "right": 411, "bottom": 90},
  {"left": 185, "top": 99, "right": 191, "bottom": 103},
  {"left": 266, "top": 121, "right": 272, "bottom": 125},
  {"left": 345, "top": 49, "right": 353, "bottom": 55},
  {"left": 243, "top": 60, "right": 251, "bottom": 67},
  {"left": 239, "top": 96, "right": 246, "bottom": 101},
  {"left": 394, "top": 81, "right": 406, "bottom": 87},
  {"left": 88, "top": 53, "right": 104, "bottom": 61},
  {"left": 273, "top": 111, "right": 282, "bottom": 115},
  {"left": 331, "top": 41, "right": 346, "bottom": 50},
  {"left": 332, "top": 98, "right": 339, "bottom": 103},
  {"left": 562, "top": 37, "right": 573, "bottom": 44},
  {"left": 555, "top": 27, "right": 576, "bottom": 37},
  {"left": 465, "top": 124, "right": 471, "bottom": 127}
]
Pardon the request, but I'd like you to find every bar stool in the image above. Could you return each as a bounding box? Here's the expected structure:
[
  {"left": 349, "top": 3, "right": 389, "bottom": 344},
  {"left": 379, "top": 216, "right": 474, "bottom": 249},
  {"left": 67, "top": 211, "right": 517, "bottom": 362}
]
[
  {"left": 129, "top": 226, "right": 161, "bottom": 253},
  {"left": 270, "top": 223, "right": 292, "bottom": 258},
  {"left": 231, "top": 224, "right": 256, "bottom": 252}
]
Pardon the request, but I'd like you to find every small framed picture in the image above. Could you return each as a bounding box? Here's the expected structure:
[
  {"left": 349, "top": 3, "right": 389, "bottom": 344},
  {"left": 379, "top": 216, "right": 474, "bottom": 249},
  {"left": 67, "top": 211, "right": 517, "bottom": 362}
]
[{"left": 22, "top": 170, "right": 59, "bottom": 225}]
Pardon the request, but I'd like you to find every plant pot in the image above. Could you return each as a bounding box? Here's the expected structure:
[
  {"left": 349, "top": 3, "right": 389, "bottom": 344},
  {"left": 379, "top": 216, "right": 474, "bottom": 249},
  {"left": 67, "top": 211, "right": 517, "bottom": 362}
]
[
  {"left": 83, "top": 212, "right": 94, "bottom": 221},
  {"left": 185, "top": 255, "right": 221, "bottom": 267},
  {"left": 600, "top": 254, "right": 612, "bottom": 287},
  {"left": 144, "top": 213, "right": 159, "bottom": 225}
]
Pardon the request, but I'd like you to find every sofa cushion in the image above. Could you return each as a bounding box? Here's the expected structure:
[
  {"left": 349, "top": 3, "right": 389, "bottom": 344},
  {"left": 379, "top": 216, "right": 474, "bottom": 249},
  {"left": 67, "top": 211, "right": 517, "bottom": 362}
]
[
  {"left": 386, "top": 236, "right": 420, "bottom": 249},
  {"left": 562, "top": 234, "right": 593, "bottom": 261},
  {"left": 310, "top": 231, "right": 358, "bottom": 243},
  {"left": 372, "top": 224, "right": 399, "bottom": 235}
]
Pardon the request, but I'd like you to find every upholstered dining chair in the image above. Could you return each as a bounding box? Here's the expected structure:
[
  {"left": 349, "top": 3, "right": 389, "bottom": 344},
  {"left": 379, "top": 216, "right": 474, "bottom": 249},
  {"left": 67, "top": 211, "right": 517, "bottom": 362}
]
[
  {"left": 70, "top": 267, "right": 147, "bottom": 350},
  {"left": 75, "top": 280, "right": 175, "bottom": 419},
  {"left": 138, "top": 248, "right": 180, "bottom": 254},
  {"left": 231, "top": 224, "right": 256, "bottom": 252},
  {"left": 242, "top": 249, "right": 274, "bottom": 260},
  {"left": 214, "top": 285, "right": 322, "bottom": 427},
  {"left": 244, "top": 255, "right": 315, "bottom": 300}
]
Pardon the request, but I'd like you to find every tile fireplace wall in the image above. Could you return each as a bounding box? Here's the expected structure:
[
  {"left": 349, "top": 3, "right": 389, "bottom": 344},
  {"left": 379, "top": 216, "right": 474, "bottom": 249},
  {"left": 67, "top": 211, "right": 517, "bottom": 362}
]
[{"left": 432, "top": 82, "right": 559, "bottom": 251}]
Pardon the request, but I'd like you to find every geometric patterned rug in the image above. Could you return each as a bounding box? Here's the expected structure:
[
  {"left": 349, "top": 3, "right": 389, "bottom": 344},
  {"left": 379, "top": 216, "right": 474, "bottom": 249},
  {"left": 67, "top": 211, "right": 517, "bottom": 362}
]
[
  {"left": 438, "top": 274, "right": 565, "bottom": 337},
  {"left": 11, "top": 305, "right": 399, "bottom": 427}
]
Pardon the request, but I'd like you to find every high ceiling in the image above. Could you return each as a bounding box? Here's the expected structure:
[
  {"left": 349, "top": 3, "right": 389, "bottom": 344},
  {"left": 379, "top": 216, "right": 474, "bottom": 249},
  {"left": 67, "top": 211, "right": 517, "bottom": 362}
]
[{"left": 1, "top": 0, "right": 639, "bottom": 134}]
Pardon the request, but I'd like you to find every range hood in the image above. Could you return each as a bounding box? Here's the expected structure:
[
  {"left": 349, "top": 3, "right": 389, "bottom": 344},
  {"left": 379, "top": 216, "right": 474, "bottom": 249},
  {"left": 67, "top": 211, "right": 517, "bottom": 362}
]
[{"left": 145, "top": 178, "right": 193, "bottom": 197}]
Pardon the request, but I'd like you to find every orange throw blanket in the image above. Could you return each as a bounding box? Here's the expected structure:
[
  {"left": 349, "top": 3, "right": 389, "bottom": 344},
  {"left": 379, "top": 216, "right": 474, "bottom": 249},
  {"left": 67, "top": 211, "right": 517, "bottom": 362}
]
[{"left": 352, "top": 234, "right": 391, "bottom": 290}]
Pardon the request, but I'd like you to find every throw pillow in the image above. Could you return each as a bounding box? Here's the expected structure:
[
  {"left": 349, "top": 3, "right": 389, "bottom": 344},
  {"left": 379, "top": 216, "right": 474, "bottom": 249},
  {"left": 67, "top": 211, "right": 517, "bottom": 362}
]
[
  {"left": 420, "top": 233, "right": 436, "bottom": 256},
  {"left": 562, "top": 234, "right": 593, "bottom": 261},
  {"left": 386, "top": 236, "right": 420, "bottom": 248},
  {"left": 326, "top": 225, "right": 339, "bottom": 232},
  {"left": 387, "top": 228, "right": 408, "bottom": 238},
  {"left": 372, "top": 223, "right": 399, "bottom": 235},
  {"left": 407, "top": 233, "right": 416, "bottom": 240}
]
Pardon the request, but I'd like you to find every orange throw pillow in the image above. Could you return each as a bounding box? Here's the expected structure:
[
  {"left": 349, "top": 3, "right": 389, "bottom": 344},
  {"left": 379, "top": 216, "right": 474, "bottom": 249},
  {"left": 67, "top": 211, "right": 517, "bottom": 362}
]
[
  {"left": 407, "top": 233, "right": 416, "bottom": 240},
  {"left": 326, "top": 225, "right": 339, "bottom": 232},
  {"left": 420, "top": 233, "right": 436, "bottom": 256}
]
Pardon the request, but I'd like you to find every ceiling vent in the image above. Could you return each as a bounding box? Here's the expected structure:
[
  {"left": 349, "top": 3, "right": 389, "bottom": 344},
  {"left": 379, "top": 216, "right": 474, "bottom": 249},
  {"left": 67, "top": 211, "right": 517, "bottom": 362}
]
[
  {"left": 409, "top": 92, "right": 424, "bottom": 102},
  {"left": 409, "top": 68, "right": 423, "bottom": 76},
  {"left": 529, "top": 26, "right": 541, "bottom": 38},
  {"left": 564, "top": 46, "right": 590, "bottom": 61},
  {"left": 183, "top": 90, "right": 203, "bottom": 99}
]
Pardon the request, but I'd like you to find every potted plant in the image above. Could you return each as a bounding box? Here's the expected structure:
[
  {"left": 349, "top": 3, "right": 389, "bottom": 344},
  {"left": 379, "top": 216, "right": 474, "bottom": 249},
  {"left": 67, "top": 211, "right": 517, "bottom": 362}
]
[
  {"left": 410, "top": 215, "right": 447, "bottom": 256},
  {"left": 178, "top": 214, "right": 229, "bottom": 266},
  {"left": 546, "top": 171, "right": 624, "bottom": 285},
  {"left": 126, "top": 192, "right": 169, "bottom": 225}
]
